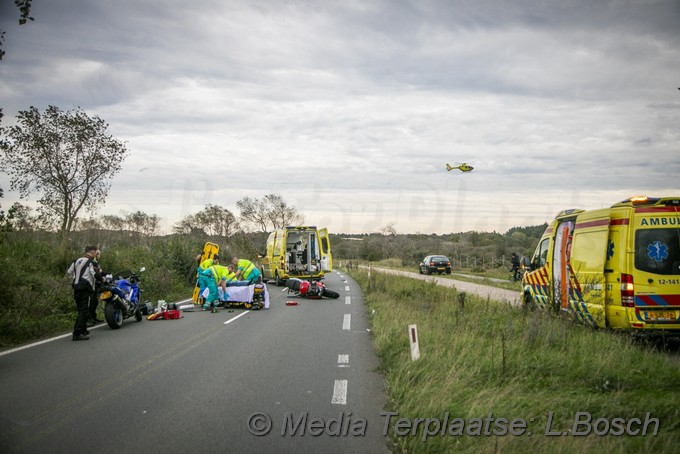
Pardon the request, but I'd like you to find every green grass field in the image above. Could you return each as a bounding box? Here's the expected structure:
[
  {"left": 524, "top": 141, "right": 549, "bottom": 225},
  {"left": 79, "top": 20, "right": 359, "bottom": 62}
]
[{"left": 348, "top": 267, "right": 680, "bottom": 453}]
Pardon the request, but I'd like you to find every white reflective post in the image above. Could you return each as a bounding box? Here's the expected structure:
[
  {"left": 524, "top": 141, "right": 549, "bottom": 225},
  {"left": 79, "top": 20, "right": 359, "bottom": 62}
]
[{"left": 408, "top": 324, "right": 420, "bottom": 361}]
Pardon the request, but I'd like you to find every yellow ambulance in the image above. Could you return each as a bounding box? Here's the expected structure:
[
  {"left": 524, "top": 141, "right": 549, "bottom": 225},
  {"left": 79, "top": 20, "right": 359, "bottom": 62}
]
[
  {"left": 522, "top": 196, "right": 680, "bottom": 334},
  {"left": 261, "top": 226, "right": 332, "bottom": 285}
]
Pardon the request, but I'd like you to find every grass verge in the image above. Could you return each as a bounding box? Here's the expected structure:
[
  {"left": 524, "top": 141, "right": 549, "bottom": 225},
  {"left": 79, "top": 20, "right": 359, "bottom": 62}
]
[{"left": 348, "top": 268, "right": 680, "bottom": 453}]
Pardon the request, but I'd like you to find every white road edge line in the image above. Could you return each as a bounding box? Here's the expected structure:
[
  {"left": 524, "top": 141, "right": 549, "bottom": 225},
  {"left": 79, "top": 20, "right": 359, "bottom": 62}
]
[
  {"left": 224, "top": 311, "right": 250, "bottom": 325},
  {"left": 0, "top": 333, "right": 71, "bottom": 357},
  {"left": 332, "top": 379, "right": 348, "bottom": 405},
  {"left": 0, "top": 324, "right": 108, "bottom": 357},
  {"left": 0, "top": 298, "right": 198, "bottom": 357},
  {"left": 342, "top": 314, "right": 351, "bottom": 330}
]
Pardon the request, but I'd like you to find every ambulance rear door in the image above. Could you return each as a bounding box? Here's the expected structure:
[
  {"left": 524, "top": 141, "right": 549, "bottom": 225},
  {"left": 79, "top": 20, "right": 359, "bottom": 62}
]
[
  {"left": 569, "top": 210, "right": 610, "bottom": 328},
  {"left": 631, "top": 199, "right": 680, "bottom": 328},
  {"left": 319, "top": 228, "right": 333, "bottom": 272}
]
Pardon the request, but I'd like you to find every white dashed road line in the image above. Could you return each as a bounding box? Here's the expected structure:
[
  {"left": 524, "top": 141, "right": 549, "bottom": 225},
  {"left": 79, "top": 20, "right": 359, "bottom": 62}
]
[
  {"left": 345, "top": 296, "right": 351, "bottom": 305},
  {"left": 342, "top": 314, "right": 351, "bottom": 330},
  {"left": 223, "top": 311, "right": 249, "bottom": 325},
  {"left": 332, "top": 379, "right": 348, "bottom": 405}
]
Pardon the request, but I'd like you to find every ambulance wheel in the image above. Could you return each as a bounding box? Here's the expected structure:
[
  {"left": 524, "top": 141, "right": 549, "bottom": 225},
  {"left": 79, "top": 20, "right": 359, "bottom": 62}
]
[
  {"left": 275, "top": 273, "right": 283, "bottom": 286},
  {"left": 523, "top": 293, "right": 537, "bottom": 311}
]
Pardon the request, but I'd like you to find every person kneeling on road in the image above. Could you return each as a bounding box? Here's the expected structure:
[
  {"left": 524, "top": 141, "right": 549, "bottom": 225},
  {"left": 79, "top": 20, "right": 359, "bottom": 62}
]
[
  {"left": 196, "top": 254, "right": 221, "bottom": 301},
  {"left": 217, "top": 264, "right": 251, "bottom": 301},
  {"left": 200, "top": 265, "right": 222, "bottom": 311},
  {"left": 203, "top": 263, "right": 251, "bottom": 310},
  {"left": 231, "top": 257, "right": 262, "bottom": 285}
]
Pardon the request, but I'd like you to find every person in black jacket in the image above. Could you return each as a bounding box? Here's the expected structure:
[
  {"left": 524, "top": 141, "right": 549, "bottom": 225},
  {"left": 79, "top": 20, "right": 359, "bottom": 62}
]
[
  {"left": 67, "top": 246, "right": 100, "bottom": 341},
  {"left": 510, "top": 252, "right": 521, "bottom": 282},
  {"left": 87, "top": 249, "right": 105, "bottom": 326}
]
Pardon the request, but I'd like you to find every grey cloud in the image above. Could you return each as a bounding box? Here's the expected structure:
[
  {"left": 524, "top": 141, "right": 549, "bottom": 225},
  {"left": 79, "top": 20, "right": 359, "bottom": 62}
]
[{"left": 1, "top": 0, "right": 678, "bottom": 233}]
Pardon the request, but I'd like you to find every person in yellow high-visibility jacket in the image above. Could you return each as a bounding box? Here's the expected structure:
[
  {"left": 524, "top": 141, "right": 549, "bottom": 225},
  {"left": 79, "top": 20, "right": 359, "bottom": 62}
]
[
  {"left": 231, "top": 257, "right": 262, "bottom": 284},
  {"left": 196, "top": 255, "right": 221, "bottom": 301},
  {"left": 216, "top": 264, "right": 250, "bottom": 302},
  {"left": 198, "top": 254, "right": 220, "bottom": 271},
  {"left": 223, "top": 264, "right": 250, "bottom": 287},
  {"left": 200, "top": 266, "right": 220, "bottom": 310}
]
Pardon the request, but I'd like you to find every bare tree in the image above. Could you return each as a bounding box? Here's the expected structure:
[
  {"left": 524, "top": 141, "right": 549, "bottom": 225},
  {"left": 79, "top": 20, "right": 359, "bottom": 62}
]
[
  {"left": 194, "top": 204, "right": 239, "bottom": 237},
  {"left": 172, "top": 214, "right": 202, "bottom": 236},
  {"left": 78, "top": 217, "right": 103, "bottom": 231},
  {"left": 124, "top": 211, "right": 160, "bottom": 237},
  {"left": 237, "top": 193, "right": 304, "bottom": 232},
  {"left": 0, "top": 106, "right": 129, "bottom": 235},
  {"left": 236, "top": 196, "right": 269, "bottom": 232},
  {"left": 101, "top": 214, "right": 125, "bottom": 231},
  {"left": 265, "top": 193, "right": 305, "bottom": 230}
]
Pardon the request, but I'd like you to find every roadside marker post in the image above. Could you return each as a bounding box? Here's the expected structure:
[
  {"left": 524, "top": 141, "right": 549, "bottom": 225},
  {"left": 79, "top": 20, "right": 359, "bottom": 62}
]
[{"left": 408, "top": 324, "right": 420, "bottom": 361}]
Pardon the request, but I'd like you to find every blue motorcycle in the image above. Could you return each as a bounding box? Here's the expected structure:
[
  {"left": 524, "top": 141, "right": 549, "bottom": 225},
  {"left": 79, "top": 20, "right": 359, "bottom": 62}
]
[{"left": 98, "top": 268, "right": 145, "bottom": 329}]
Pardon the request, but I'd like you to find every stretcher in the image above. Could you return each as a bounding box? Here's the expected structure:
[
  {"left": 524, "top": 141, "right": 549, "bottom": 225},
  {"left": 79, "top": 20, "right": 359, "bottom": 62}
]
[{"left": 202, "top": 284, "right": 269, "bottom": 310}]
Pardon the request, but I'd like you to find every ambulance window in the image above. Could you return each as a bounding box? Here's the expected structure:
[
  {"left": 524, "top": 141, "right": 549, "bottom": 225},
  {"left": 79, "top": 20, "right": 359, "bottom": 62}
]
[
  {"left": 273, "top": 233, "right": 281, "bottom": 256},
  {"left": 635, "top": 228, "right": 680, "bottom": 275},
  {"left": 532, "top": 238, "right": 550, "bottom": 269}
]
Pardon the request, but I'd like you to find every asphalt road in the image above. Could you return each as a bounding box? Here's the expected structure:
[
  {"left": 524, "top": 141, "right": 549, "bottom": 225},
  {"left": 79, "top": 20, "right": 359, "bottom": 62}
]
[
  {"left": 365, "top": 266, "right": 522, "bottom": 306},
  {"left": 0, "top": 272, "right": 390, "bottom": 454}
]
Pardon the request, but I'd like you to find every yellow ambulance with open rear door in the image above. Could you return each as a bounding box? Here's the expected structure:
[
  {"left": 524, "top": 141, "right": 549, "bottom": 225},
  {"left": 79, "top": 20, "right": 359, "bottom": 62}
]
[
  {"left": 522, "top": 196, "right": 680, "bottom": 335},
  {"left": 261, "top": 226, "right": 332, "bottom": 285}
]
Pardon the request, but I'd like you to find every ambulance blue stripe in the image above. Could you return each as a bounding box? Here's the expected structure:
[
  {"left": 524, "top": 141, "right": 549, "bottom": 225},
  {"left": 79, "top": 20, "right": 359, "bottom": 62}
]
[
  {"left": 635, "top": 295, "right": 668, "bottom": 307},
  {"left": 568, "top": 287, "right": 597, "bottom": 327}
]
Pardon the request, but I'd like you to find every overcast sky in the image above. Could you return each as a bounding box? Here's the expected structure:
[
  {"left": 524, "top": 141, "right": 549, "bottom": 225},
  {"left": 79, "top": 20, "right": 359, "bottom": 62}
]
[{"left": 1, "top": 0, "right": 679, "bottom": 234}]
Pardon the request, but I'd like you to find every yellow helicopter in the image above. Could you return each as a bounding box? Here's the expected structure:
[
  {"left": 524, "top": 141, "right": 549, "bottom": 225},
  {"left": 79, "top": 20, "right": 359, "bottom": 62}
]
[{"left": 445, "top": 162, "right": 474, "bottom": 172}]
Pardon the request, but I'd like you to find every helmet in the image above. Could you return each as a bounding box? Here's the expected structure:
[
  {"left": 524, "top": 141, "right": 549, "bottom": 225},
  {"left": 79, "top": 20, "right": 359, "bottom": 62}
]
[{"left": 299, "top": 281, "right": 310, "bottom": 296}]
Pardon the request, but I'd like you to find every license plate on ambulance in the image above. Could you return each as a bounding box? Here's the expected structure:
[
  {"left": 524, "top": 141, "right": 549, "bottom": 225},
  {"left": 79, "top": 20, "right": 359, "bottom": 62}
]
[{"left": 644, "top": 311, "right": 677, "bottom": 321}]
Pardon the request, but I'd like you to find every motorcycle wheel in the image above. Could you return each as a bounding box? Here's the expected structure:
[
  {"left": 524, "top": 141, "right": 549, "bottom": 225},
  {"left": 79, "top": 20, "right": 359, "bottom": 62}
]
[
  {"left": 135, "top": 308, "right": 143, "bottom": 322},
  {"left": 104, "top": 301, "right": 124, "bottom": 329},
  {"left": 322, "top": 289, "right": 340, "bottom": 299}
]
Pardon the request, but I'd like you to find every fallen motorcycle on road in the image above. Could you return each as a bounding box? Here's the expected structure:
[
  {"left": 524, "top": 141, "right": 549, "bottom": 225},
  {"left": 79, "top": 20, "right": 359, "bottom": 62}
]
[{"left": 284, "top": 278, "right": 340, "bottom": 299}]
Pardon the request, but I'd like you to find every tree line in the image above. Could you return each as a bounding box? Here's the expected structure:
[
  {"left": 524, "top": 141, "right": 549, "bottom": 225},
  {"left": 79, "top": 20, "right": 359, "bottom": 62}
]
[{"left": 330, "top": 224, "right": 546, "bottom": 270}]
